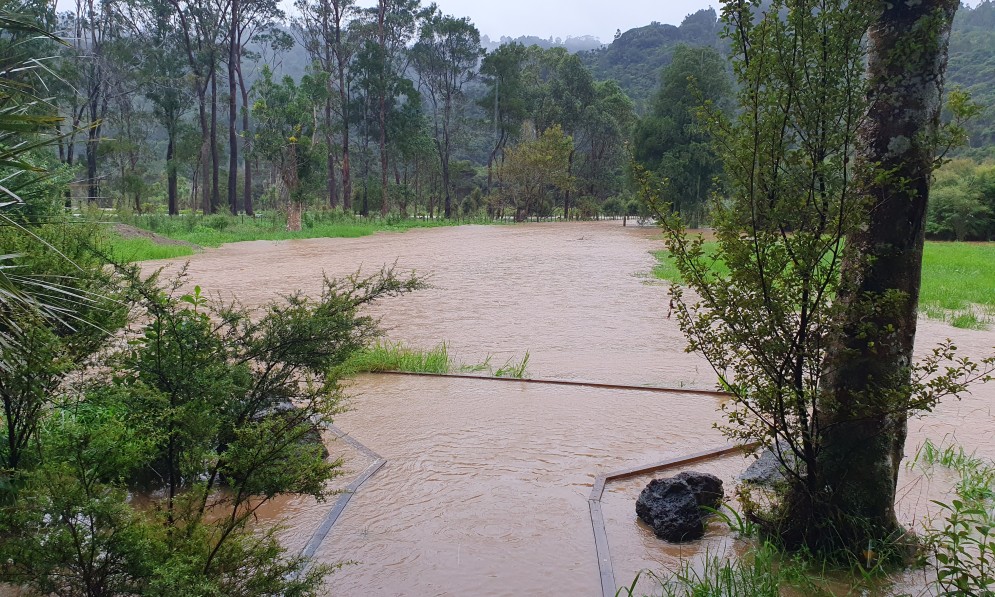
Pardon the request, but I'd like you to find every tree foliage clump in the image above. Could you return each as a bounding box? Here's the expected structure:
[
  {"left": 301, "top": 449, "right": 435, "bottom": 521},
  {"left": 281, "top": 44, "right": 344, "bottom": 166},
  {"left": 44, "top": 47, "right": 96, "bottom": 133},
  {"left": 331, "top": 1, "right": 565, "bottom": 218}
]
[
  {"left": 499, "top": 125, "right": 574, "bottom": 221},
  {"left": 0, "top": 246, "right": 420, "bottom": 594},
  {"left": 252, "top": 66, "right": 331, "bottom": 228},
  {"left": 655, "top": 0, "right": 993, "bottom": 555},
  {"left": 633, "top": 44, "right": 731, "bottom": 227},
  {"left": 927, "top": 158, "right": 995, "bottom": 241}
]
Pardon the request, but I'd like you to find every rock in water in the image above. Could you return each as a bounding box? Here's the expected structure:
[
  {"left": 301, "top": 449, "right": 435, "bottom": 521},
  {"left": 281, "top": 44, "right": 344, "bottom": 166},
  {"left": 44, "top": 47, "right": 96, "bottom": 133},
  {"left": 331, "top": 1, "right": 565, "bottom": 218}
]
[
  {"left": 635, "top": 472, "right": 724, "bottom": 542},
  {"left": 674, "top": 471, "right": 724, "bottom": 509},
  {"left": 738, "top": 441, "right": 802, "bottom": 487}
]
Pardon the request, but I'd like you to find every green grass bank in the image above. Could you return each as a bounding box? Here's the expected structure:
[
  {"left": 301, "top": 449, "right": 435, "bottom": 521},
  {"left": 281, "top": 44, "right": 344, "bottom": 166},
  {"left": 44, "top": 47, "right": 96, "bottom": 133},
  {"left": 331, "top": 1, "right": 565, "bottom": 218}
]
[
  {"left": 653, "top": 241, "right": 995, "bottom": 329},
  {"left": 130, "top": 211, "right": 483, "bottom": 247},
  {"left": 100, "top": 211, "right": 496, "bottom": 262},
  {"left": 103, "top": 237, "right": 197, "bottom": 262}
]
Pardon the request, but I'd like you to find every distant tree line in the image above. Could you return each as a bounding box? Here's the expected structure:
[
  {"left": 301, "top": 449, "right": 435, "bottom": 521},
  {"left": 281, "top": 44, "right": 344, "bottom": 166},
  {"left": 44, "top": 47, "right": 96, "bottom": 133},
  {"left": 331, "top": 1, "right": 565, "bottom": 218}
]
[
  {"left": 30, "top": 0, "right": 640, "bottom": 225},
  {"left": 22, "top": 0, "right": 995, "bottom": 232}
]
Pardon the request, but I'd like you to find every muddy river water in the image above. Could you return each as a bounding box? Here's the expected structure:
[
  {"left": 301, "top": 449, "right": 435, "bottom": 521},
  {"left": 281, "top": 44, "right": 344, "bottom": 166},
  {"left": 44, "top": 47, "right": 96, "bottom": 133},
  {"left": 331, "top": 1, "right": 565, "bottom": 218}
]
[{"left": 151, "top": 222, "right": 995, "bottom": 596}]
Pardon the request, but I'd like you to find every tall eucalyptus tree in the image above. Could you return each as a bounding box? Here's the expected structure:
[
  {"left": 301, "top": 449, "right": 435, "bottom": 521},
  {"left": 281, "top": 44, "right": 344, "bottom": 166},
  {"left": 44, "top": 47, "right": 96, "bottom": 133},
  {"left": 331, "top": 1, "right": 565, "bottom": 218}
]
[
  {"left": 294, "top": 0, "right": 357, "bottom": 210},
  {"left": 168, "top": 0, "right": 227, "bottom": 213},
  {"left": 478, "top": 42, "right": 531, "bottom": 192},
  {"left": 362, "top": 0, "right": 423, "bottom": 216},
  {"left": 227, "top": 0, "right": 283, "bottom": 215},
  {"left": 411, "top": 10, "right": 482, "bottom": 218}
]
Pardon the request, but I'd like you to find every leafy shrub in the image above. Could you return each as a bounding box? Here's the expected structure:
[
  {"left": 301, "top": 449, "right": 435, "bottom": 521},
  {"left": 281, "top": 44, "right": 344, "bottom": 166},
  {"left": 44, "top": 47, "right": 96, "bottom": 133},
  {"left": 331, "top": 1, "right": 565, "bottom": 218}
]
[
  {"left": 202, "top": 213, "right": 232, "bottom": 231},
  {"left": 0, "top": 266, "right": 422, "bottom": 595}
]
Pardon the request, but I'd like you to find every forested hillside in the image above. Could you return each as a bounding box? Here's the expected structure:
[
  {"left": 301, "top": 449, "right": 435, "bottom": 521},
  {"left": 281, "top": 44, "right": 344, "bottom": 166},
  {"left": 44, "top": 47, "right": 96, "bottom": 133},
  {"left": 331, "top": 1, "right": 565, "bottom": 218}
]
[
  {"left": 579, "top": 8, "right": 724, "bottom": 114},
  {"left": 949, "top": 0, "right": 995, "bottom": 150},
  {"left": 586, "top": 1, "right": 995, "bottom": 147}
]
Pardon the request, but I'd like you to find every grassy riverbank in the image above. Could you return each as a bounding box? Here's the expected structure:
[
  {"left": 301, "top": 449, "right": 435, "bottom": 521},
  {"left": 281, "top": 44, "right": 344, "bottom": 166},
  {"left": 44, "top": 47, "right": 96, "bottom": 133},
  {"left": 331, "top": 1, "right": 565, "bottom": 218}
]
[
  {"left": 103, "top": 236, "right": 197, "bottom": 262},
  {"left": 653, "top": 241, "right": 995, "bottom": 329},
  {"left": 102, "top": 211, "right": 494, "bottom": 262}
]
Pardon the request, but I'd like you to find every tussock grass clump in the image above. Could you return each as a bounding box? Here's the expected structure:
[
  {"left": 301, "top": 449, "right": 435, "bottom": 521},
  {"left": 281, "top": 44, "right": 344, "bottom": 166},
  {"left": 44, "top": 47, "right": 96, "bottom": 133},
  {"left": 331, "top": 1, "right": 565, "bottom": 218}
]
[
  {"left": 493, "top": 351, "right": 530, "bottom": 378},
  {"left": 336, "top": 340, "right": 531, "bottom": 379},
  {"left": 620, "top": 542, "right": 829, "bottom": 597},
  {"left": 913, "top": 438, "right": 995, "bottom": 504},
  {"left": 912, "top": 439, "right": 995, "bottom": 595},
  {"left": 339, "top": 341, "right": 452, "bottom": 375}
]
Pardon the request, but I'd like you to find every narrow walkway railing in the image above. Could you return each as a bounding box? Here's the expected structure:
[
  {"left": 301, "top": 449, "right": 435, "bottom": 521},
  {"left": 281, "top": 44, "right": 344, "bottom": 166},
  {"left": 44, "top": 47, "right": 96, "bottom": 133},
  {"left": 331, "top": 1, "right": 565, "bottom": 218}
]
[
  {"left": 300, "top": 424, "right": 387, "bottom": 559},
  {"left": 587, "top": 444, "right": 757, "bottom": 597}
]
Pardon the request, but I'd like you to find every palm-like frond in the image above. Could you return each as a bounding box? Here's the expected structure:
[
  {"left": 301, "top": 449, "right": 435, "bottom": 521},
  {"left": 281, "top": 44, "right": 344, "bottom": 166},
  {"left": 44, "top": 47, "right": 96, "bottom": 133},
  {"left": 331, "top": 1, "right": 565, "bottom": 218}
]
[{"left": 0, "top": 0, "right": 83, "bottom": 370}]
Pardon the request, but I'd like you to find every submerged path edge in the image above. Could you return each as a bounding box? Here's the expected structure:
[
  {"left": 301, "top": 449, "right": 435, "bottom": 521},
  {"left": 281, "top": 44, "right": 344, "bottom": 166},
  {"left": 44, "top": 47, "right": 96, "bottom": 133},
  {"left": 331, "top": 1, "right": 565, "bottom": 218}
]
[
  {"left": 295, "top": 377, "right": 750, "bottom": 593},
  {"left": 370, "top": 370, "right": 731, "bottom": 397},
  {"left": 300, "top": 424, "right": 387, "bottom": 560},
  {"left": 588, "top": 443, "right": 758, "bottom": 597}
]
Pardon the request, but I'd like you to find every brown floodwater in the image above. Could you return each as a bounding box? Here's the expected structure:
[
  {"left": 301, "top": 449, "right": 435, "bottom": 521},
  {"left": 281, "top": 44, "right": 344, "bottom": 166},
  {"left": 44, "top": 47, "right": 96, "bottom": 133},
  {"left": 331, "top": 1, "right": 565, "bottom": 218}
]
[{"left": 149, "top": 222, "right": 995, "bottom": 596}]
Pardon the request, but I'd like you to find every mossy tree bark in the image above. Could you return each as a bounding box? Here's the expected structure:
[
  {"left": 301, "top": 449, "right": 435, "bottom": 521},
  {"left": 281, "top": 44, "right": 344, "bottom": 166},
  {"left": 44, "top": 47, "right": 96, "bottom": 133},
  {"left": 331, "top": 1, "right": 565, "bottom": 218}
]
[{"left": 812, "top": 0, "right": 959, "bottom": 549}]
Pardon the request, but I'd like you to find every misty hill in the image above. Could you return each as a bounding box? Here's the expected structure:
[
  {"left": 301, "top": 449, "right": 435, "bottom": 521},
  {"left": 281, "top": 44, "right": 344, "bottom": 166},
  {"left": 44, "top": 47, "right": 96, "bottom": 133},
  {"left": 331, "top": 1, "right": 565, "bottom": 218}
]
[
  {"left": 949, "top": 0, "right": 995, "bottom": 149},
  {"left": 580, "top": 2, "right": 995, "bottom": 147},
  {"left": 257, "top": 3, "right": 994, "bottom": 149},
  {"left": 481, "top": 34, "right": 604, "bottom": 54},
  {"left": 579, "top": 8, "right": 724, "bottom": 113}
]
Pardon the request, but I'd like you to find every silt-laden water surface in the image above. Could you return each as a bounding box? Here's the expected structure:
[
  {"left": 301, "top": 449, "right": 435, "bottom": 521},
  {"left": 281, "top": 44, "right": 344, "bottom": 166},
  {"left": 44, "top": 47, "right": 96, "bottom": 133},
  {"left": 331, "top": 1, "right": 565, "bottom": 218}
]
[{"left": 151, "top": 222, "right": 995, "bottom": 596}]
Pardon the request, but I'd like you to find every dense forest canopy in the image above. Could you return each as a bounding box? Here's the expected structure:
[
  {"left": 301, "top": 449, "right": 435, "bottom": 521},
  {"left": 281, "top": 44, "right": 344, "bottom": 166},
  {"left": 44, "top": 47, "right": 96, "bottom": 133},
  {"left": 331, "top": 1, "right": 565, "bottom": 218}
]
[{"left": 3, "top": 0, "right": 993, "bottom": 231}]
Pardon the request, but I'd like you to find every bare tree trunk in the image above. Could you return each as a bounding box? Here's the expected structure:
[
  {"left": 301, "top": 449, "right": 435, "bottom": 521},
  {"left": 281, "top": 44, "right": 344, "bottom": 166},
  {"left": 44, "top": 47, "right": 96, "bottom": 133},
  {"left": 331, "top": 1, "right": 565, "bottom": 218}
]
[
  {"left": 198, "top": 90, "right": 210, "bottom": 215},
  {"left": 324, "top": 95, "right": 337, "bottom": 209},
  {"left": 85, "top": 109, "right": 101, "bottom": 203},
  {"left": 563, "top": 148, "right": 574, "bottom": 220},
  {"left": 167, "top": 126, "right": 178, "bottom": 215},
  {"left": 812, "top": 0, "right": 959, "bottom": 551},
  {"left": 199, "top": 147, "right": 210, "bottom": 214},
  {"left": 210, "top": 66, "right": 220, "bottom": 213},
  {"left": 335, "top": 2, "right": 352, "bottom": 212},
  {"left": 438, "top": 135, "right": 452, "bottom": 219},
  {"left": 227, "top": 0, "right": 239, "bottom": 215},
  {"left": 379, "top": 109, "right": 389, "bottom": 217},
  {"left": 377, "top": 2, "right": 389, "bottom": 217},
  {"left": 486, "top": 130, "right": 506, "bottom": 194},
  {"left": 238, "top": 68, "right": 254, "bottom": 216},
  {"left": 85, "top": 60, "right": 108, "bottom": 205}
]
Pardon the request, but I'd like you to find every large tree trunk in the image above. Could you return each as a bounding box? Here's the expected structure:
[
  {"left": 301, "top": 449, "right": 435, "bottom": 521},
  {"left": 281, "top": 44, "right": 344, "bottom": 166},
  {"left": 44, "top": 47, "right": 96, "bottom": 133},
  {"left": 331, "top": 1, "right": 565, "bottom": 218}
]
[
  {"left": 564, "top": 148, "right": 574, "bottom": 220},
  {"left": 327, "top": 97, "right": 338, "bottom": 209},
  {"left": 810, "top": 0, "right": 958, "bottom": 551},
  {"left": 379, "top": 106, "right": 389, "bottom": 217},
  {"left": 167, "top": 125, "right": 178, "bottom": 215},
  {"left": 227, "top": 1, "right": 239, "bottom": 216},
  {"left": 341, "top": 112, "right": 352, "bottom": 212},
  {"left": 486, "top": 130, "right": 506, "bottom": 194},
  {"left": 198, "top": 92, "right": 210, "bottom": 215},
  {"left": 210, "top": 66, "right": 220, "bottom": 213},
  {"left": 85, "top": 114, "right": 100, "bottom": 204},
  {"left": 377, "top": 3, "right": 389, "bottom": 218},
  {"left": 439, "top": 133, "right": 452, "bottom": 219},
  {"left": 337, "top": 44, "right": 352, "bottom": 212},
  {"left": 323, "top": 69, "right": 338, "bottom": 208},
  {"left": 237, "top": 62, "right": 254, "bottom": 216}
]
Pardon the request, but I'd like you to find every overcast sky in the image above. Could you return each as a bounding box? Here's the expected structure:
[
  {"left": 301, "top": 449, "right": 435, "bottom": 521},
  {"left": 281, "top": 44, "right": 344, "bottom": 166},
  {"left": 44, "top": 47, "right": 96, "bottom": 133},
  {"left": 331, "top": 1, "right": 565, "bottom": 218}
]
[
  {"left": 355, "top": 0, "right": 722, "bottom": 43},
  {"left": 353, "top": 0, "right": 985, "bottom": 44}
]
